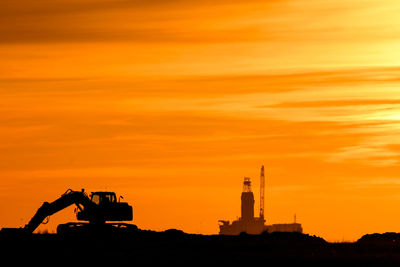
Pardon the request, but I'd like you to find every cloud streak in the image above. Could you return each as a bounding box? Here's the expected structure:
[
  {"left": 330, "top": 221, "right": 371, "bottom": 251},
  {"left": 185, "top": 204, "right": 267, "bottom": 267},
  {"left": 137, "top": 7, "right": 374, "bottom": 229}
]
[{"left": 1, "top": 0, "right": 399, "bottom": 44}]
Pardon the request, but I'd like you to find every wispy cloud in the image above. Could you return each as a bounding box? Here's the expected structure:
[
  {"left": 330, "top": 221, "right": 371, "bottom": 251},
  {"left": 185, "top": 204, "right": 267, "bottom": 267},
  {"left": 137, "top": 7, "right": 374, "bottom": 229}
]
[{"left": 1, "top": 0, "right": 399, "bottom": 44}]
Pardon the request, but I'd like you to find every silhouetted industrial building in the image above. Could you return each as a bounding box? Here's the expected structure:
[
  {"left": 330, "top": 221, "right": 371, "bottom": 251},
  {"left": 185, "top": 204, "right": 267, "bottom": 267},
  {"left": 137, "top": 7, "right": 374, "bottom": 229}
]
[{"left": 218, "top": 166, "right": 302, "bottom": 235}]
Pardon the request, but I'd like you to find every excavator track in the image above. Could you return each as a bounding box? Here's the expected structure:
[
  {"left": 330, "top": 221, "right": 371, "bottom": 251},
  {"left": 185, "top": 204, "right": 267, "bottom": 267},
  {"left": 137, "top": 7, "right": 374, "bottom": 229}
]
[
  {"left": 57, "top": 222, "right": 138, "bottom": 234},
  {"left": 0, "top": 227, "right": 29, "bottom": 234}
]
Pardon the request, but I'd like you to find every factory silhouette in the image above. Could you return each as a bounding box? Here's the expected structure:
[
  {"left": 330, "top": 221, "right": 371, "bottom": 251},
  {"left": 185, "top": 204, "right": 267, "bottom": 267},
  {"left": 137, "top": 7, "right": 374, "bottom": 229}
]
[{"left": 219, "top": 165, "right": 302, "bottom": 235}]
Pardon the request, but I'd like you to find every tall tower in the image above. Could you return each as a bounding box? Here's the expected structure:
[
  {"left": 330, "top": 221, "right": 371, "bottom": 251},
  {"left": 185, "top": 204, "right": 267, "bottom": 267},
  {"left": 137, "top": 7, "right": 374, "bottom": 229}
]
[
  {"left": 260, "top": 165, "right": 265, "bottom": 220},
  {"left": 241, "top": 177, "right": 255, "bottom": 221}
]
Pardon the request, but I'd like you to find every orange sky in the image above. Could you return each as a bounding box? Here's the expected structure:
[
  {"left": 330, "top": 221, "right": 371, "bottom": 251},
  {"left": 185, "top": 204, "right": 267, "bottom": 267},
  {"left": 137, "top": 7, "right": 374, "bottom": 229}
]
[{"left": 1, "top": 0, "right": 400, "bottom": 241}]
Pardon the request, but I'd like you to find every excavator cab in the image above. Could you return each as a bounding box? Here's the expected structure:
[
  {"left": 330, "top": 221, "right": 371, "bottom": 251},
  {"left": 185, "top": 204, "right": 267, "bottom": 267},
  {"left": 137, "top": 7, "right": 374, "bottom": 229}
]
[
  {"left": 76, "top": 191, "right": 133, "bottom": 222},
  {"left": 90, "top": 192, "right": 117, "bottom": 205}
]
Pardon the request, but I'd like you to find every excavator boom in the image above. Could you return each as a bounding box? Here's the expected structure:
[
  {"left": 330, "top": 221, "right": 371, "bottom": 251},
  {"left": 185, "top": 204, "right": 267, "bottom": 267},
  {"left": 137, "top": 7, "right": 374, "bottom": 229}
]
[{"left": 24, "top": 189, "right": 94, "bottom": 233}]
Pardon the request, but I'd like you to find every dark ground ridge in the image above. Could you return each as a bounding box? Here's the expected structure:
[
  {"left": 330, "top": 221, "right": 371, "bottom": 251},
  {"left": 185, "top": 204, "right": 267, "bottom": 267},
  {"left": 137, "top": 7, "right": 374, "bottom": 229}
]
[{"left": 2, "top": 229, "right": 400, "bottom": 265}]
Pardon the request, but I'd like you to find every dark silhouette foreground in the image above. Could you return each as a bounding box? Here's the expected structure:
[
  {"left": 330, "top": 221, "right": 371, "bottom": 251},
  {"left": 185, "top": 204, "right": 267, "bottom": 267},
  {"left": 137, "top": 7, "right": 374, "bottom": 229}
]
[{"left": 1, "top": 230, "right": 400, "bottom": 265}]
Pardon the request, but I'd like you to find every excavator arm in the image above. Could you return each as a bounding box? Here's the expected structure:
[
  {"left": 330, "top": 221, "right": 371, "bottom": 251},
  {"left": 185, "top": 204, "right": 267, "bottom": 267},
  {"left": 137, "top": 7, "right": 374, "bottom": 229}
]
[{"left": 23, "top": 189, "right": 94, "bottom": 233}]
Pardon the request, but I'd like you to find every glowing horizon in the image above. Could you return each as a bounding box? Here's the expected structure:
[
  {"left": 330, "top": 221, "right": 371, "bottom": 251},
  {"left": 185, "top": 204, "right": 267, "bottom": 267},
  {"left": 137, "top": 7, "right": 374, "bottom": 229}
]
[{"left": 1, "top": 0, "right": 400, "bottom": 241}]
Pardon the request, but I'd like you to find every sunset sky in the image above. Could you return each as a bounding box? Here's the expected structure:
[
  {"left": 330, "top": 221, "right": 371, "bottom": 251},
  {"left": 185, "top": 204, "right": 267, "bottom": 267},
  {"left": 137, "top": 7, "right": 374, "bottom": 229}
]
[{"left": 1, "top": 0, "right": 400, "bottom": 241}]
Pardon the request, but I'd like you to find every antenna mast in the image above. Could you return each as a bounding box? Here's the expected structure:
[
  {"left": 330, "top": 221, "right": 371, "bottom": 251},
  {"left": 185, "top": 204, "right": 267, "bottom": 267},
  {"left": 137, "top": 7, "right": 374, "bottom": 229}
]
[{"left": 260, "top": 165, "right": 265, "bottom": 219}]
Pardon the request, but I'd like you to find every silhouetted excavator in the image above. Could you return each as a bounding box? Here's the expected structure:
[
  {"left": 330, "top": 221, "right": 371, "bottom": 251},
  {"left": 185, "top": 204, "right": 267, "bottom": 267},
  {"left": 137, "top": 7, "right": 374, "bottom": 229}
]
[{"left": 1, "top": 189, "right": 136, "bottom": 234}]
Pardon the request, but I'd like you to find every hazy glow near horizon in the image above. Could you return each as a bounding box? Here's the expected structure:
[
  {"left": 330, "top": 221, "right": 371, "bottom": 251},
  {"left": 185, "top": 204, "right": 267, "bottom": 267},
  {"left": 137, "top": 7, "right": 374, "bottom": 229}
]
[{"left": 1, "top": 0, "right": 400, "bottom": 241}]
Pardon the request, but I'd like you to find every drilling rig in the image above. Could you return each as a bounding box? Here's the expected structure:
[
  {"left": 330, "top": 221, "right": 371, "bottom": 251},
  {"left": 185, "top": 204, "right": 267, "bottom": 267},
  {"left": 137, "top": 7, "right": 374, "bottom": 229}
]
[
  {"left": 218, "top": 165, "right": 303, "bottom": 235},
  {"left": 218, "top": 167, "right": 266, "bottom": 235},
  {"left": 260, "top": 165, "right": 265, "bottom": 220}
]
